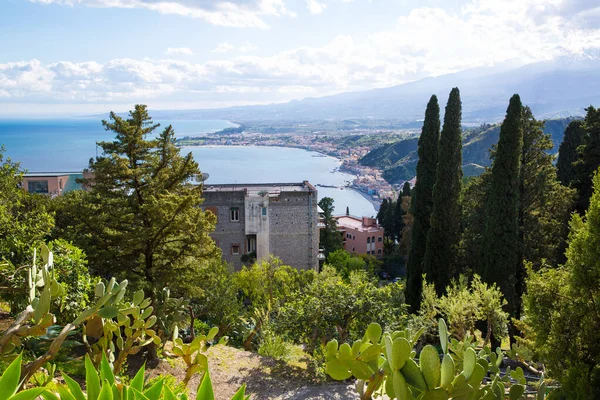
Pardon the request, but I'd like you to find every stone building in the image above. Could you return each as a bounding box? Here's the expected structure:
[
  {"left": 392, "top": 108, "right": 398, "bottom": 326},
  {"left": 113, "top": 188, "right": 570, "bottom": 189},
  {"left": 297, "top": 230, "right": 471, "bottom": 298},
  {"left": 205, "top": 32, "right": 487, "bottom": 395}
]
[
  {"left": 336, "top": 215, "right": 384, "bottom": 258},
  {"left": 202, "top": 181, "right": 321, "bottom": 271}
]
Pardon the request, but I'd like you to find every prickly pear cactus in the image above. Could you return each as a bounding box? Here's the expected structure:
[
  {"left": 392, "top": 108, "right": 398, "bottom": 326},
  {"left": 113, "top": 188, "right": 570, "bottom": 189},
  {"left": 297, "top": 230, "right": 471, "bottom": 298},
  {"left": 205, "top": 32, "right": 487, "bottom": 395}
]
[
  {"left": 324, "top": 318, "right": 542, "bottom": 400},
  {"left": 153, "top": 287, "right": 189, "bottom": 344},
  {"left": 171, "top": 325, "right": 228, "bottom": 386},
  {"left": 82, "top": 284, "right": 159, "bottom": 374}
]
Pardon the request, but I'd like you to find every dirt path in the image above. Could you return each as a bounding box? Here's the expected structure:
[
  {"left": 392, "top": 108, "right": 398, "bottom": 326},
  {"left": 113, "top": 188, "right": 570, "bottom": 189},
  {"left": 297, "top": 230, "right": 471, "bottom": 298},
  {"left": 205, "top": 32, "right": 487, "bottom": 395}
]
[{"left": 146, "top": 344, "right": 362, "bottom": 399}]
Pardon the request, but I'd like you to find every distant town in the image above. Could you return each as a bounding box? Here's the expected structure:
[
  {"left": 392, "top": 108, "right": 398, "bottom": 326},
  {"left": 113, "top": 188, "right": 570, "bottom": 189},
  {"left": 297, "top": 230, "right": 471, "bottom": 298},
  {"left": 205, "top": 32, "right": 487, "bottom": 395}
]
[{"left": 177, "top": 128, "right": 419, "bottom": 204}]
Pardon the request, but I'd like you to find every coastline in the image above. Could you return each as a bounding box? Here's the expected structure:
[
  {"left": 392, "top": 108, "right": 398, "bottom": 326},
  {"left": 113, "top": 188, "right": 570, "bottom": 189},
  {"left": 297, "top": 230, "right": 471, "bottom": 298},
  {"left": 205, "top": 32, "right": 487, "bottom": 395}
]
[{"left": 182, "top": 143, "right": 383, "bottom": 210}]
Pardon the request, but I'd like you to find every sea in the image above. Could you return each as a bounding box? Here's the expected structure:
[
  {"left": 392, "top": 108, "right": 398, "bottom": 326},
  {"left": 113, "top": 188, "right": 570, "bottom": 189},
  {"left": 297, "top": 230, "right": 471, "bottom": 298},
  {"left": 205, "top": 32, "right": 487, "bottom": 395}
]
[{"left": 0, "top": 118, "right": 377, "bottom": 217}]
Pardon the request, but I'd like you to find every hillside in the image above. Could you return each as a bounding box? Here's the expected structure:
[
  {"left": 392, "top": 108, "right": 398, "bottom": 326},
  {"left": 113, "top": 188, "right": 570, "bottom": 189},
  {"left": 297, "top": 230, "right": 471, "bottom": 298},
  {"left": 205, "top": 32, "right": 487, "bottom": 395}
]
[
  {"left": 362, "top": 117, "right": 576, "bottom": 183},
  {"left": 146, "top": 58, "right": 600, "bottom": 124}
]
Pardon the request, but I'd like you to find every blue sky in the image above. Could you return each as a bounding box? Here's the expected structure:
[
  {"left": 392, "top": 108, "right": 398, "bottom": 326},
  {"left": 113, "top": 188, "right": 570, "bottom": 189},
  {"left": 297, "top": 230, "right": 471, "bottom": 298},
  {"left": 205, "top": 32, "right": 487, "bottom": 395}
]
[{"left": 1, "top": 0, "right": 599, "bottom": 116}]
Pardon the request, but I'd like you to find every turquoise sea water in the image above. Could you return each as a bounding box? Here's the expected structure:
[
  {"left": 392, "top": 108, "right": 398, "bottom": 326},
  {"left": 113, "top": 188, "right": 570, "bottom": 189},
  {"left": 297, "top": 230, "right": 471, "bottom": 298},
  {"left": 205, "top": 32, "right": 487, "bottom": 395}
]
[{"left": 0, "top": 119, "right": 376, "bottom": 217}]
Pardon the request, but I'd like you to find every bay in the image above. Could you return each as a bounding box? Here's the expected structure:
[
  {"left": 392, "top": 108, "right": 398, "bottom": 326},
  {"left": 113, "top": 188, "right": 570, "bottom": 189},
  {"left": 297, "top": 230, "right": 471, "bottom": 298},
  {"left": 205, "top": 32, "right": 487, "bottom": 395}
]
[{"left": 0, "top": 119, "right": 376, "bottom": 217}]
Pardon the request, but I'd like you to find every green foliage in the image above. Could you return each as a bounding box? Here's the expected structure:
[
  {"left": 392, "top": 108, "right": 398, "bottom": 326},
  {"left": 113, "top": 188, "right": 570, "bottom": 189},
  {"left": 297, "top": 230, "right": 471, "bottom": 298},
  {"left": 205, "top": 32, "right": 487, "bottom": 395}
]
[
  {"left": 0, "top": 354, "right": 48, "bottom": 399},
  {"left": 557, "top": 120, "right": 586, "bottom": 186},
  {"left": 326, "top": 249, "right": 366, "bottom": 280},
  {"left": 480, "top": 94, "right": 524, "bottom": 315},
  {"left": 276, "top": 266, "right": 407, "bottom": 351},
  {"left": 82, "top": 283, "right": 160, "bottom": 374},
  {"left": 53, "top": 353, "right": 249, "bottom": 400},
  {"left": 46, "top": 240, "right": 96, "bottom": 324},
  {"left": 573, "top": 106, "right": 600, "bottom": 213},
  {"left": 324, "top": 318, "right": 536, "bottom": 400},
  {"left": 524, "top": 168, "right": 600, "bottom": 399},
  {"left": 406, "top": 95, "right": 440, "bottom": 312},
  {"left": 52, "top": 105, "right": 219, "bottom": 297},
  {"left": 318, "top": 197, "right": 343, "bottom": 257},
  {"left": 0, "top": 147, "right": 54, "bottom": 284},
  {"left": 419, "top": 275, "right": 508, "bottom": 344},
  {"left": 423, "top": 88, "right": 463, "bottom": 295},
  {"left": 171, "top": 325, "right": 226, "bottom": 386},
  {"left": 191, "top": 259, "right": 242, "bottom": 337},
  {"left": 235, "top": 257, "right": 312, "bottom": 310},
  {"left": 257, "top": 327, "right": 295, "bottom": 362}
]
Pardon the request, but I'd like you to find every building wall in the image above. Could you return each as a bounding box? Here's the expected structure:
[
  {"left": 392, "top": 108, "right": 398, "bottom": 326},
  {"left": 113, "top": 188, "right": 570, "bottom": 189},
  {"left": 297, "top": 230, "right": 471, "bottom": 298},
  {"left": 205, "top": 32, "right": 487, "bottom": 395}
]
[
  {"left": 203, "top": 190, "right": 247, "bottom": 269},
  {"left": 202, "top": 183, "right": 319, "bottom": 271},
  {"left": 22, "top": 175, "right": 70, "bottom": 195},
  {"left": 339, "top": 217, "right": 384, "bottom": 258}
]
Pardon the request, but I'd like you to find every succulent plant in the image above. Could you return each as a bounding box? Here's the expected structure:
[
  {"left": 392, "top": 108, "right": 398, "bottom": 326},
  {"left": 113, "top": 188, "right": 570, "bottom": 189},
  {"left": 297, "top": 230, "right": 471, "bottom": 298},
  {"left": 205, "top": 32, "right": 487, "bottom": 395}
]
[{"left": 324, "top": 318, "right": 541, "bottom": 400}]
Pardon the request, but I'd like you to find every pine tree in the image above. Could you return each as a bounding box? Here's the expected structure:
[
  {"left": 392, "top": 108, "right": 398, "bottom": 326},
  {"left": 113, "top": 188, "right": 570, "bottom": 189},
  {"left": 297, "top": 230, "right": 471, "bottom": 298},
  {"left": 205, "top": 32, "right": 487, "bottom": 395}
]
[
  {"left": 54, "top": 105, "right": 218, "bottom": 297},
  {"left": 573, "top": 106, "right": 600, "bottom": 213},
  {"left": 423, "top": 88, "right": 463, "bottom": 296},
  {"left": 556, "top": 120, "right": 586, "bottom": 186},
  {"left": 480, "top": 95, "right": 523, "bottom": 315},
  {"left": 383, "top": 198, "right": 396, "bottom": 241},
  {"left": 406, "top": 95, "right": 440, "bottom": 311}
]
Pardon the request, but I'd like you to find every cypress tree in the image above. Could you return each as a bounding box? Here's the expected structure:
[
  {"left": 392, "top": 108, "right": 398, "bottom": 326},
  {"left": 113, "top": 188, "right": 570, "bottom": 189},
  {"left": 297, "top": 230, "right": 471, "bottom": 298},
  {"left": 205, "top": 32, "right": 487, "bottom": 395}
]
[
  {"left": 406, "top": 95, "right": 441, "bottom": 311},
  {"left": 377, "top": 198, "right": 388, "bottom": 226},
  {"left": 557, "top": 120, "right": 586, "bottom": 186},
  {"left": 402, "top": 181, "right": 411, "bottom": 197},
  {"left": 394, "top": 194, "right": 405, "bottom": 243},
  {"left": 423, "top": 88, "right": 463, "bottom": 296},
  {"left": 480, "top": 95, "right": 524, "bottom": 315},
  {"left": 573, "top": 106, "right": 600, "bottom": 213}
]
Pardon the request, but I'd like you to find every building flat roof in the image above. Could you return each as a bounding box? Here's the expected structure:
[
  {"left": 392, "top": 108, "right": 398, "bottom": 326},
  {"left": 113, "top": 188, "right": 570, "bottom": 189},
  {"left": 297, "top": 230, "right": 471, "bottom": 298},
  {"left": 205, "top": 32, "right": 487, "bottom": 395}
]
[
  {"left": 203, "top": 181, "right": 316, "bottom": 195},
  {"left": 24, "top": 172, "right": 82, "bottom": 177},
  {"left": 336, "top": 215, "right": 383, "bottom": 233}
]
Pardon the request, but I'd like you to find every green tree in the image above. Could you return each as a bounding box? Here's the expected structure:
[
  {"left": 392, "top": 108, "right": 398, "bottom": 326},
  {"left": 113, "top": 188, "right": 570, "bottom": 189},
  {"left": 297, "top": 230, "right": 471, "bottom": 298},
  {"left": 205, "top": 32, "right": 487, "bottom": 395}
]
[
  {"left": 393, "top": 194, "right": 405, "bottom": 243},
  {"left": 524, "top": 168, "right": 600, "bottom": 399},
  {"left": 401, "top": 181, "right": 411, "bottom": 197},
  {"left": 480, "top": 94, "right": 523, "bottom": 315},
  {"left": 406, "top": 95, "right": 440, "bottom": 312},
  {"left": 382, "top": 198, "right": 396, "bottom": 241},
  {"left": 0, "top": 148, "right": 54, "bottom": 269},
  {"left": 557, "top": 120, "right": 586, "bottom": 186},
  {"left": 318, "top": 197, "right": 343, "bottom": 257},
  {"left": 376, "top": 198, "right": 388, "bottom": 226},
  {"left": 573, "top": 106, "right": 600, "bottom": 213},
  {"left": 423, "top": 88, "right": 463, "bottom": 295},
  {"left": 326, "top": 249, "right": 366, "bottom": 280},
  {"left": 53, "top": 105, "right": 218, "bottom": 297}
]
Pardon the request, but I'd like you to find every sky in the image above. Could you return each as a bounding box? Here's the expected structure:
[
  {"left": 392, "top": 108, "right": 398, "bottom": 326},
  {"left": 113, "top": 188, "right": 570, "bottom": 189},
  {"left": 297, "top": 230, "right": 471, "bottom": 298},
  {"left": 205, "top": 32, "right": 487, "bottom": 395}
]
[{"left": 0, "top": 0, "right": 599, "bottom": 117}]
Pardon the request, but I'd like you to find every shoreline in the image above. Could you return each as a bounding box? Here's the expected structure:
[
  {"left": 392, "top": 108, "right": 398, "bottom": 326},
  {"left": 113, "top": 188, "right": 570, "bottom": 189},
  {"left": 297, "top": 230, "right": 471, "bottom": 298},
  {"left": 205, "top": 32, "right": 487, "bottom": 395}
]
[{"left": 180, "top": 143, "right": 384, "bottom": 210}]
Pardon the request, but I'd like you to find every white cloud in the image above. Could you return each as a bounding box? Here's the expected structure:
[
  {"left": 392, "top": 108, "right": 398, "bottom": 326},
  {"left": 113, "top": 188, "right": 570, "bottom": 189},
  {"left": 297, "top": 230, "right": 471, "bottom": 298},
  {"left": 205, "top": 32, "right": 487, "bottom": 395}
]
[
  {"left": 306, "top": 0, "right": 326, "bottom": 14},
  {"left": 239, "top": 42, "right": 258, "bottom": 53},
  {"left": 165, "top": 47, "right": 194, "bottom": 56},
  {"left": 212, "top": 42, "right": 236, "bottom": 53},
  {"left": 5, "top": 0, "right": 600, "bottom": 113},
  {"left": 28, "top": 0, "right": 296, "bottom": 29}
]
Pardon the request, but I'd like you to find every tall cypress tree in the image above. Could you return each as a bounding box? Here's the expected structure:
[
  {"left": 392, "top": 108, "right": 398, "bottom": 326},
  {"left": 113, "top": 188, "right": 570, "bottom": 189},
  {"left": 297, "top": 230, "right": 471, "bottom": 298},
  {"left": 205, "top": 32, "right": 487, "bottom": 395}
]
[
  {"left": 573, "top": 106, "right": 600, "bottom": 213},
  {"left": 394, "top": 194, "right": 405, "bottom": 243},
  {"left": 406, "top": 95, "right": 440, "bottom": 311},
  {"left": 480, "top": 94, "right": 524, "bottom": 315},
  {"left": 557, "top": 120, "right": 586, "bottom": 186},
  {"left": 423, "top": 88, "right": 463, "bottom": 296},
  {"left": 402, "top": 182, "right": 411, "bottom": 197}
]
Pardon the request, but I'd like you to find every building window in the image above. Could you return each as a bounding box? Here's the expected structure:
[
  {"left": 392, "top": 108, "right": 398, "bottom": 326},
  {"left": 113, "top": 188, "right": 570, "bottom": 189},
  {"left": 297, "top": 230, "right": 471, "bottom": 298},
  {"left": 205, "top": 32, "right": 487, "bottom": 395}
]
[
  {"left": 262, "top": 207, "right": 267, "bottom": 216},
  {"left": 246, "top": 237, "right": 256, "bottom": 253},
  {"left": 27, "top": 180, "right": 49, "bottom": 194},
  {"left": 378, "top": 236, "right": 382, "bottom": 242},
  {"left": 231, "top": 244, "right": 240, "bottom": 255},
  {"left": 377, "top": 249, "right": 382, "bottom": 254},
  {"left": 59, "top": 179, "right": 63, "bottom": 190},
  {"left": 353, "top": 235, "right": 356, "bottom": 240},
  {"left": 230, "top": 207, "right": 239, "bottom": 221},
  {"left": 372, "top": 236, "right": 375, "bottom": 243},
  {"left": 367, "top": 237, "right": 371, "bottom": 244}
]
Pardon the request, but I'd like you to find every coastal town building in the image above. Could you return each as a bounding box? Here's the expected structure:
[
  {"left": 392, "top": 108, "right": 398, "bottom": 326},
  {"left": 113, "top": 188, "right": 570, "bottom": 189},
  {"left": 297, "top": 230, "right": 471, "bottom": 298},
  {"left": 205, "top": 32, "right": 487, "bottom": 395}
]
[
  {"left": 21, "top": 172, "right": 85, "bottom": 197},
  {"left": 336, "top": 215, "right": 384, "bottom": 258},
  {"left": 202, "top": 181, "right": 322, "bottom": 271}
]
